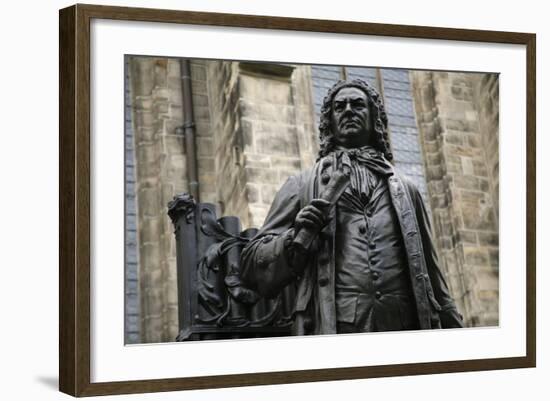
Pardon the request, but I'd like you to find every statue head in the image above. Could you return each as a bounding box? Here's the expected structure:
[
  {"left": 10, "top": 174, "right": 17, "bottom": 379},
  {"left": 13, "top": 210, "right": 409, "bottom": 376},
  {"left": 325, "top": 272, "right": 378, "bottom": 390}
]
[{"left": 318, "top": 79, "right": 393, "bottom": 161}]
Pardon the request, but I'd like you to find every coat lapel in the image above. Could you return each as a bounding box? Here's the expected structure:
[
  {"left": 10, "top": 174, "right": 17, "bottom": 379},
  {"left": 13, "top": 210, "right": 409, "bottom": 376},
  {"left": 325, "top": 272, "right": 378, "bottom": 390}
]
[{"left": 387, "top": 173, "right": 431, "bottom": 329}]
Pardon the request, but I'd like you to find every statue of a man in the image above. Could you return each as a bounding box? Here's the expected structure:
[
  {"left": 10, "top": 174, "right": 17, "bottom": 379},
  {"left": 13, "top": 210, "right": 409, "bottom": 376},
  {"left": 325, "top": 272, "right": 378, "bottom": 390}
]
[{"left": 241, "top": 79, "right": 464, "bottom": 335}]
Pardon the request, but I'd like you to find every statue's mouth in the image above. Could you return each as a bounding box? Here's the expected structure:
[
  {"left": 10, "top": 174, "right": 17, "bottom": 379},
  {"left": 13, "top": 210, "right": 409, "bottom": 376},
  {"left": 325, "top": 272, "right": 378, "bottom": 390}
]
[{"left": 340, "top": 119, "right": 360, "bottom": 130}]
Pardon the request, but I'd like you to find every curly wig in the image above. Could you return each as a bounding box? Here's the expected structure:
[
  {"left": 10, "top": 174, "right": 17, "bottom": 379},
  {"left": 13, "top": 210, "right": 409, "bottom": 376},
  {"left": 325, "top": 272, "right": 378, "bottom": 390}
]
[{"left": 317, "top": 79, "right": 393, "bottom": 161}]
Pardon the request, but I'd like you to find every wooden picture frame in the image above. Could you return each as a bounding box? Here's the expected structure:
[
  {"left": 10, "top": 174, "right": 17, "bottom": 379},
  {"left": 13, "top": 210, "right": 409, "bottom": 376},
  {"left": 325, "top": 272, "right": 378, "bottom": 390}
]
[{"left": 59, "top": 3, "right": 536, "bottom": 397}]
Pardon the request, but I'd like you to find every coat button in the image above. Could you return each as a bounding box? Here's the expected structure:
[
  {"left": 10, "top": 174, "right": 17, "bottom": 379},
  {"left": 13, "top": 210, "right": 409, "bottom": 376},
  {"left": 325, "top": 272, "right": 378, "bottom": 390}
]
[
  {"left": 318, "top": 277, "right": 329, "bottom": 287},
  {"left": 321, "top": 173, "right": 330, "bottom": 185},
  {"left": 368, "top": 241, "right": 376, "bottom": 249},
  {"left": 372, "top": 271, "right": 380, "bottom": 280},
  {"left": 359, "top": 225, "right": 367, "bottom": 234},
  {"left": 322, "top": 158, "right": 332, "bottom": 168},
  {"left": 375, "top": 291, "right": 382, "bottom": 299}
]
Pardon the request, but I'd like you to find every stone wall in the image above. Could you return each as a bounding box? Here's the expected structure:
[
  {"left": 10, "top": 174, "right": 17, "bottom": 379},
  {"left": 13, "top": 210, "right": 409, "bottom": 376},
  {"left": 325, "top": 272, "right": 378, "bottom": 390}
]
[
  {"left": 411, "top": 71, "right": 499, "bottom": 326},
  {"left": 475, "top": 74, "right": 500, "bottom": 221},
  {"left": 206, "top": 62, "right": 318, "bottom": 229},
  {"left": 129, "top": 57, "right": 185, "bottom": 343}
]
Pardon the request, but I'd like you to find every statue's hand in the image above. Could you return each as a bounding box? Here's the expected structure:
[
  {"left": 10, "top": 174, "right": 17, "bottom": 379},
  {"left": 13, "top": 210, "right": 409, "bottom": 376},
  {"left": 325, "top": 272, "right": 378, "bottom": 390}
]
[{"left": 294, "top": 198, "right": 331, "bottom": 233}]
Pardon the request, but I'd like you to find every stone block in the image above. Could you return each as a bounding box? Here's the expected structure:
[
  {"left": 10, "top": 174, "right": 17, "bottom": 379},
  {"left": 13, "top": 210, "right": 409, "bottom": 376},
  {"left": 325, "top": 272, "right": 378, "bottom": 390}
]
[
  {"left": 154, "top": 99, "right": 169, "bottom": 115},
  {"left": 190, "top": 64, "right": 207, "bottom": 81},
  {"left": 198, "top": 157, "right": 215, "bottom": 173},
  {"left": 240, "top": 75, "right": 292, "bottom": 104},
  {"left": 193, "top": 104, "right": 211, "bottom": 122},
  {"left": 473, "top": 270, "right": 499, "bottom": 291},
  {"left": 473, "top": 160, "right": 488, "bottom": 176},
  {"left": 140, "top": 243, "right": 162, "bottom": 274},
  {"left": 461, "top": 157, "right": 474, "bottom": 175},
  {"left": 153, "top": 60, "right": 168, "bottom": 88},
  {"left": 460, "top": 190, "right": 484, "bottom": 204},
  {"left": 139, "top": 215, "right": 161, "bottom": 245},
  {"left": 258, "top": 104, "right": 296, "bottom": 125},
  {"left": 245, "top": 184, "right": 259, "bottom": 203},
  {"left": 261, "top": 185, "right": 279, "bottom": 205},
  {"left": 462, "top": 202, "right": 496, "bottom": 231},
  {"left": 248, "top": 205, "right": 269, "bottom": 228},
  {"left": 245, "top": 167, "right": 280, "bottom": 184},
  {"left": 452, "top": 175, "right": 479, "bottom": 190},
  {"left": 256, "top": 134, "right": 299, "bottom": 156},
  {"left": 240, "top": 119, "right": 255, "bottom": 149},
  {"left": 152, "top": 87, "right": 169, "bottom": 101},
  {"left": 425, "top": 152, "right": 442, "bottom": 166},
  {"left": 269, "top": 156, "right": 302, "bottom": 170},
  {"left": 191, "top": 94, "right": 209, "bottom": 108},
  {"left": 169, "top": 103, "right": 183, "bottom": 121},
  {"left": 195, "top": 121, "right": 212, "bottom": 137},
  {"left": 426, "top": 165, "right": 443, "bottom": 180},
  {"left": 465, "top": 133, "right": 482, "bottom": 148},
  {"left": 197, "top": 137, "right": 214, "bottom": 157},
  {"left": 478, "top": 178, "right": 490, "bottom": 192},
  {"left": 131, "top": 58, "right": 155, "bottom": 96},
  {"left": 244, "top": 155, "right": 271, "bottom": 169},
  {"left": 134, "top": 109, "right": 154, "bottom": 130},
  {"left": 458, "top": 229, "right": 478, "bottom": 245},
  {"left": 488, "top": 248, "right": 499, "bottom": 268},
  {"left": 138, "top": 187, "right": 161, "bottom": 217},
  {"left": 163, "top": 135, "right": 185, "bottom": 156},
  {"left": 478, "top": 232, "right": 499, "bottom": 247},
  {"left": 443, "top": 118, "right": 478, "bottom": 133},
  {"left": 163, "top": 155, "right": 185, "bottom": 183},
  {"left": 136, "top": 142, "right": 161, "bottom": 178},
  {"left": 190, "top": 80, "right": 208, "bottom": 94}
]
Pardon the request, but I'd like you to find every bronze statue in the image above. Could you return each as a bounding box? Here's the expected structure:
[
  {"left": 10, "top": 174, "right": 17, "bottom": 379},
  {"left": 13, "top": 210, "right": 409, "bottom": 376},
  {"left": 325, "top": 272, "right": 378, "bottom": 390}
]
[{"left": 241, "top": 79, "right": 464, "bottom": 335}]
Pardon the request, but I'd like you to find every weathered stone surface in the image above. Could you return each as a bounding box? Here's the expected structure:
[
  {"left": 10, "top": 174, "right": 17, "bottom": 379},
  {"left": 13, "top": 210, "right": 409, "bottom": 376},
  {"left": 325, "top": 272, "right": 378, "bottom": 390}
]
[
  {"left": 463, "top": 246, "right": 490, "bottom": 266},
  {"left": 129, "top": 57, "right": 185, "bottom": 343},
  {"left": 478, "top": 232, "right": 499, "bottom": 247},
  {"left": 245, "top": 167, "right": 279, "bottom": 184},
  {"left": 245, "top": 184, "right": 259, "bottom": 203},
  {"left": 458, "top": 229, "right": 478, "bottom": 245},
  {"left": 411, "top": 70, "right": 499, "bottom": 328}
]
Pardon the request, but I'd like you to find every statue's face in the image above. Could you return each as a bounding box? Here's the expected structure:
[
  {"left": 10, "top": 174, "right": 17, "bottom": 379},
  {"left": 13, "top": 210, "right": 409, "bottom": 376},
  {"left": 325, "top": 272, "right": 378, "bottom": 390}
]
[{"left": 331, "top": 87, "right": 372, "bottom": 149}]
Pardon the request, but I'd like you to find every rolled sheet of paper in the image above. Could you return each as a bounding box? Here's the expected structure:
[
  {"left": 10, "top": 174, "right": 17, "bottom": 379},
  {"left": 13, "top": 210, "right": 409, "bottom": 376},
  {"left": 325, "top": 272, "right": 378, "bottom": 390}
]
[{"left": 292, "top": 168, "right": 350, "bottom": 254}]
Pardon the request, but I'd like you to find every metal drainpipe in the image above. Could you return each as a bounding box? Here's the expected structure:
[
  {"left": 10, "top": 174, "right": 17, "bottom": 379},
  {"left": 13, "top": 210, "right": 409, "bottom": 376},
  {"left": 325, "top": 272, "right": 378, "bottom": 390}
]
[{"left": 179, "top": 58, "right": 200, "bottom": 202}]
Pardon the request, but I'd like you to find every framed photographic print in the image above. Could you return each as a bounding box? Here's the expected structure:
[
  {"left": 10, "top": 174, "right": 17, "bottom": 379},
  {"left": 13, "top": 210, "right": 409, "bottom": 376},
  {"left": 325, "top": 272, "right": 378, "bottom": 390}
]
[{"left": 59, "top": 3, "right": 536, "bottom": 397}]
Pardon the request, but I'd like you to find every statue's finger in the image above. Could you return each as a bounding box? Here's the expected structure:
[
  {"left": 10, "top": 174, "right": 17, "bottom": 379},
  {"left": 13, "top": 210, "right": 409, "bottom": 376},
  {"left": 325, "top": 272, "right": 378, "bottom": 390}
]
[
  {"left": 300, "top": 213, "right": 324, "bottom": 227},
  {"left": 311, "top": 198, "right": 331, "bottom": 209},
  {"left": 300, "top": 218, "right": 321, "bottom": 229}
]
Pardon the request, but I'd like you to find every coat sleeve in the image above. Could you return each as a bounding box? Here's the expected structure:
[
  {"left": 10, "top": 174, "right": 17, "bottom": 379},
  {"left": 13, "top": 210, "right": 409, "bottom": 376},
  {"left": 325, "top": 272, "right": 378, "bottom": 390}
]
[
  {"left": 240, "top": 175, "right": 303, "bottom": 299},
  {"left": 409, "top": 183, "right": 465, "bottom": 328}
]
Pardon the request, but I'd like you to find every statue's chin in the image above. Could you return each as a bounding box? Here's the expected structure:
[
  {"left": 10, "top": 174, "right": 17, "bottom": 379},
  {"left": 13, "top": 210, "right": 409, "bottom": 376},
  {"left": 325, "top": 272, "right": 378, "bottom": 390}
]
[{"left": 335, "top": 132, "right": 370, "bottom": 149}]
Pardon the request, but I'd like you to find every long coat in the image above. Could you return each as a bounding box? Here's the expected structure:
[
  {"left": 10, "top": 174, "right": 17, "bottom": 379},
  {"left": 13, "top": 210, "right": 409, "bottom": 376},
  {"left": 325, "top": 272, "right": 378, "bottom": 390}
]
[{"left": 241, "top": 155, "right": 464, "bottom": 334}]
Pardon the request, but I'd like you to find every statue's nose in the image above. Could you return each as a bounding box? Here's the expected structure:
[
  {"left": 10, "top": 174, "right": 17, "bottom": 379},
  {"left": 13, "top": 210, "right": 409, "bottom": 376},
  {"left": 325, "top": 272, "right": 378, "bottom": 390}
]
[{"left": 343, "top": 102, "right": 354, "bottom": 114}]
